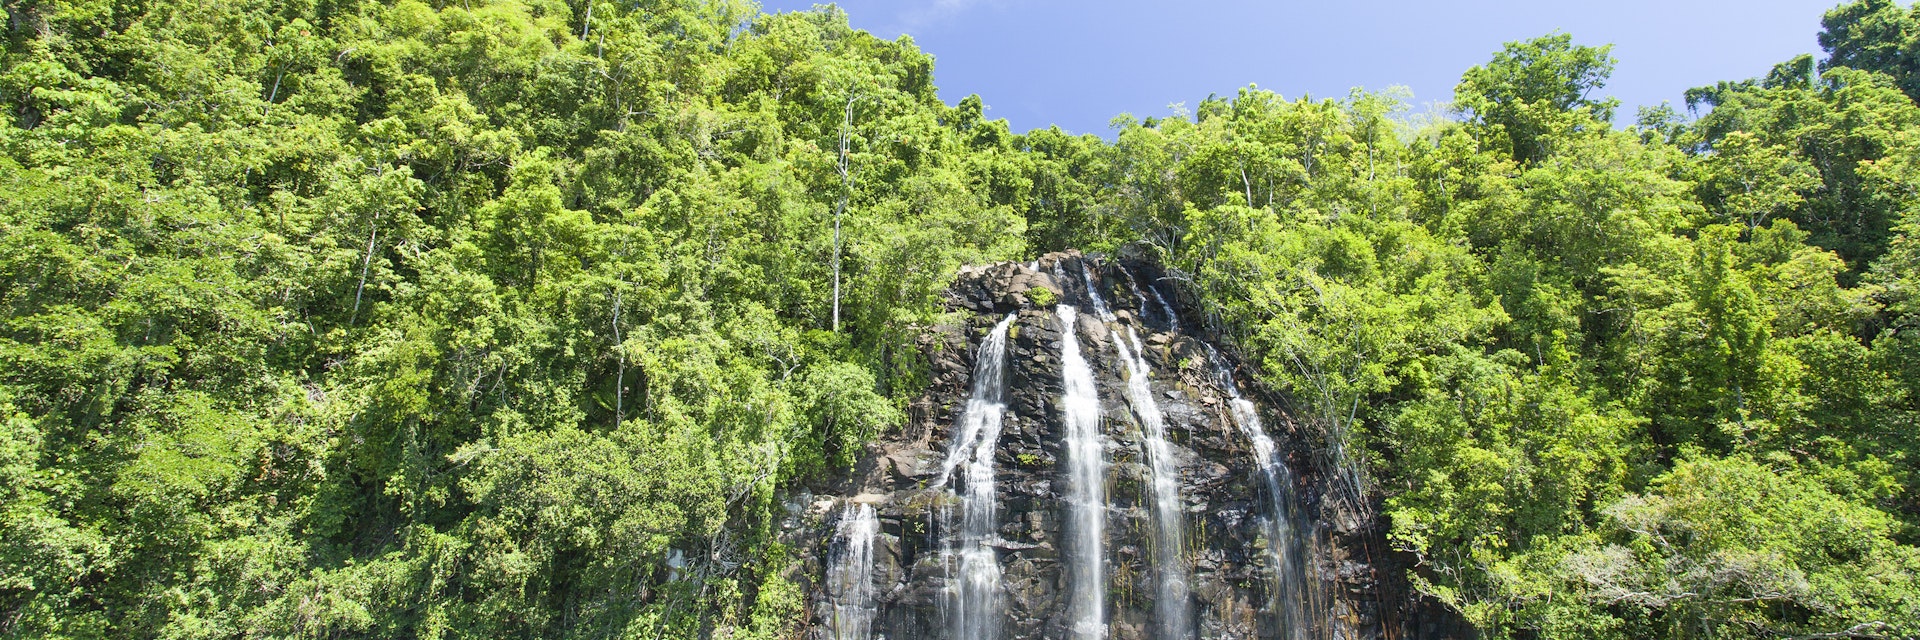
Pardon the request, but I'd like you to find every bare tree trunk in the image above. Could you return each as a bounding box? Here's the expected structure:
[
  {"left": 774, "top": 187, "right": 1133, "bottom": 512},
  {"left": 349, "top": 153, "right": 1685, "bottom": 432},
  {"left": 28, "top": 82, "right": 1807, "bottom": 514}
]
[
  {"left": 350, "top": 211, "right": 381, "bottom": 325},
  {"left": 832, "top": 93, "right": 855, "bottom": 333},
  {"left": 612, "top": 287, "right": 624, "bottom": 428},
  {"left": 1240, "top": 163, "right": 1254, "bottom": 208},
  {"left": 264, "top": 67, "right": 284, "bottom": 117}
]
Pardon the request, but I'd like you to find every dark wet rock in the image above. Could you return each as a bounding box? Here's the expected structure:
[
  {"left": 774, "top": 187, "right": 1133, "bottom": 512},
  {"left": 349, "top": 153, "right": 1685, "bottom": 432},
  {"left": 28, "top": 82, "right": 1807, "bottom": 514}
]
[{"left": 788, "top": 251, "right": 1466, "bottom": 639}]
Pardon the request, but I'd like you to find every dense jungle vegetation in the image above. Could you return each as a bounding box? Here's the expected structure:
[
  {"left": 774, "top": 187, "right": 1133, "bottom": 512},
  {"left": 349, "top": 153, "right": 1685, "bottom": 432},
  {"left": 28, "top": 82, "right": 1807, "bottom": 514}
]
[{"left": 3, "top": 0, "right": 1920, "bottom": 636}]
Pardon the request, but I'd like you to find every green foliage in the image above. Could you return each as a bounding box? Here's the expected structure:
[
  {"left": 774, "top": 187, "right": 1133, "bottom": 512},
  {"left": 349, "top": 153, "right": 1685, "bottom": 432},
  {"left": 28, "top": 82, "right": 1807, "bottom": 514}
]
[
  {"left": 1455, "top": 33, "right": 1619, "bottom": 165},
  {"left": 1025, "top": 284, "right": 1057, "bottom": 307},
  {"left": 1684, "top": 60, "right": 1920, "bottom": 272},
  {"left": 1384, "top": 349, "right": 1637, "bottom": 632},
  {"left": 1560, "top": 457, "right": 1920, "bottom": 638},
  {"left": 0, "top": 0, "right": 1022, "bottom": 636},
  {"left": 3, "top": 1, "right": 1919, "bottom": 638},
  {"left": 1820, "top": 0, "right": 1920, "bottom": 100},
  {"left": 1024, "top": 27, "right": 1920, "bottom": 640}
]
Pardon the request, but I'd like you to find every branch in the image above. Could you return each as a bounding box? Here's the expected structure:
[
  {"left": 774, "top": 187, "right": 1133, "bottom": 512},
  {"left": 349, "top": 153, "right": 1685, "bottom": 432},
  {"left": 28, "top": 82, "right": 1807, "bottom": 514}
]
[{"left": 1784, "top": 622, "right": 1892, "bottom": 640}]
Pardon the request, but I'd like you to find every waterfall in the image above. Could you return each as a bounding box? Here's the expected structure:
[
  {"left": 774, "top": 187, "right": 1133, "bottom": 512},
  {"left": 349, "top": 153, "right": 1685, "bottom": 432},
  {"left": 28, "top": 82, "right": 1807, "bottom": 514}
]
[
  {"left": 1111, "top": 325, "right": 1193, "bottom": 639},
  {"left": 1114, "top": 265, "right": 1180, "bottom": 332},
  {"left": 827, "top": 503, "right": 880, "bottom": 640},
  {"left": 1076, "top": 263, "right": 1115, "bottom": 323},
  {"left": 807, "top": 257, "right": 1385, "bottom": 640},
  {"left": 937, "top": 313, "right": 1017, "bottom": 640},
  {"left": 1118, "top": 267, "right": 1154, "bottom": 323},
  {"left": 1058, "top": 305, "right": 1107, "bottom": 640},
  {"left": 1143, "top": 275, "right": 1180, "bottom": 332},
  {"left": 1078, "top": 259, "right": 1192, "bottom": 638},
  {"left": 1205, "top": 346, "right": 1314, "bottom": 640}
]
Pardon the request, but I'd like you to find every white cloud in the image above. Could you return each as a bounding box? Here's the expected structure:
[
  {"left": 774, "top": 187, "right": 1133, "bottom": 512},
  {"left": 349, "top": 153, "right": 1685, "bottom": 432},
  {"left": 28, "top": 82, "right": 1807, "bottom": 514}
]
[{"left": 882, "top": 0, "right": 998, "bottom": 36}]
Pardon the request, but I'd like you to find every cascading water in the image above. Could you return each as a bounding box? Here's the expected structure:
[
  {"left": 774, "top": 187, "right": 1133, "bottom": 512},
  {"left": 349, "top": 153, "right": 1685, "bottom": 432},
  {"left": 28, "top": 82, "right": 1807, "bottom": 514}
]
[
  {"left": 1118, "top": 267, "right": 1155, "bottom": 325},
  {"left": 1077, "top": 265, "right": 1115, "bottom": 323},
  {"left": 1085, "top": 262, "right": 1193, "bottom": 639},
  {"left": 801, "top": 255, "right": 1419, "bottom": 640},
  {"left": 1057, "top": 305, "right": 1108, "bottom": 640},
  {"left": 937, "top": 314, "right": 1017, "bottom": 640},
  {"left": 1205, "top": 346, "right": 1315, "bottom": 640},
  {"left": 1112, "top": 326, "right": 1193, "bottom": 640},
  {"left": 826, "top": 503, "right": 880, "bottom": 640},
  {"left": 1124, "top": 265, "right": 1182, "bottom": 332}
]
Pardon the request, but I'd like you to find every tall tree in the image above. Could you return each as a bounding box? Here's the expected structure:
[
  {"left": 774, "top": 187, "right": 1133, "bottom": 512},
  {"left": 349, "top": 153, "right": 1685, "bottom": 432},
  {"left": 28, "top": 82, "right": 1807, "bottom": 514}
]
[{"left": 1454, "top": 34, "right": 1619, "bottom": 165}]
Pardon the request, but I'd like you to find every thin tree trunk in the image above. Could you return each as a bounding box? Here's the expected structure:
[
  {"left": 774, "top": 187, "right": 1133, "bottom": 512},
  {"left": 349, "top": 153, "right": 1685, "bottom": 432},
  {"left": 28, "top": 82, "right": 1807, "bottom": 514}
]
[
  {"left": 264, "top": 67, "right": 284, "bottom": 117},
  {"left": 349, "top": 211, "right": 381, "bottom": 325},
  {"left": 829, "top": 95, "right": 852, "bottom": 334},
  {"left": 613, "top": 287, "right": 624, "bottom": 429},
  {"left": 1240, "top": 163, "right": 1254, "bottom": 208}
]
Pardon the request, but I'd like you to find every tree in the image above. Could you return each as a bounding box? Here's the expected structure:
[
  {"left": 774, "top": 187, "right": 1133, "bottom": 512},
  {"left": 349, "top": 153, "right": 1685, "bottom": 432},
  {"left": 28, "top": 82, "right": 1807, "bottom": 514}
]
[
  {"left": 1455, "top": 34, "right": 1619, "bottom": 166},
  {"left": 1820, "top": 0, "right": 1920, "bottom": 101}
]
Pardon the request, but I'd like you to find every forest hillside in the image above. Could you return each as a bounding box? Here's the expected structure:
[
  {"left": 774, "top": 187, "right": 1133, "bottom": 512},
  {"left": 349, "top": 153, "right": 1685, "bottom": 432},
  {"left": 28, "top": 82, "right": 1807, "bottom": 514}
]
[{"left": 2, "top": 0, "right": 1919, "bottom": 637}]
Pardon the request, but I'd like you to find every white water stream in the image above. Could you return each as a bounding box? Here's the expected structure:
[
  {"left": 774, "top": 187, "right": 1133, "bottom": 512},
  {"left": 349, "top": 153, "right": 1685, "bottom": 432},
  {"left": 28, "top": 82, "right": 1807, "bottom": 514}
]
[
  {"left": 1058, "top": 305, "right": 1108, "bottom": 639},
  {"left": 937, "top": 314, "right": 1017, "bottom": 640},
  {"left": 829, "top": 260, "right": 1328, "bottom": 640},
  {"left": 826, "top": 503, "right": 880, "bottom": 640},
  {"left": 1084, "top": 262, "right": 1192, "bottom": 639},
  {"left": 1205, "top": 345, "right": 1316, "bottom": 639}
]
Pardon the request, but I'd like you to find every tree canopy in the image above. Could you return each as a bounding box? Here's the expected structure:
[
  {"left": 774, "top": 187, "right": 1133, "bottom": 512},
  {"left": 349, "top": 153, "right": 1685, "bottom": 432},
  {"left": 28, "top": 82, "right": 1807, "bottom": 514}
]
[{"left": 3, "top": 0, "right": 1919, "bottom": 638}]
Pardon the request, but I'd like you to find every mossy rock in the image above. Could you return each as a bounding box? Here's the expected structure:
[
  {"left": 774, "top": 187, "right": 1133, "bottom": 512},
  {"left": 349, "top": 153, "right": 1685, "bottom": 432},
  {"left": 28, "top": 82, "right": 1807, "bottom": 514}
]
[{"left": 1027, "top": 286, "right": 1058, "bottom": 307}]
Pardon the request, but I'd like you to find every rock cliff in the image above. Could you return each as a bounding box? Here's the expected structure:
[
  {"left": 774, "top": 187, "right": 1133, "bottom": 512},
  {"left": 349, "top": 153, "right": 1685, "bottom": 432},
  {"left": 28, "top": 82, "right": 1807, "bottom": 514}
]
[{"left": 785, "top": 252, "right": 1464, "bottom": 640}]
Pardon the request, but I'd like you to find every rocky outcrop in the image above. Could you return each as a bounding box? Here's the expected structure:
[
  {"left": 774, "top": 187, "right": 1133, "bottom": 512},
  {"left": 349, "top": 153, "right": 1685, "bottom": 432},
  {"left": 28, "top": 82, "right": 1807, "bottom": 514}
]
[{"left": 786, "top": 252, "right": 1465, "bottom": 639}]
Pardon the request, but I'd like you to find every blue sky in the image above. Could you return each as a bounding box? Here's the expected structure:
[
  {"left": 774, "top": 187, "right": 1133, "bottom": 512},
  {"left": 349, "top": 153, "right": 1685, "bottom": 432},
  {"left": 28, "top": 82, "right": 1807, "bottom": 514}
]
[{"left": 755, "top": 0, "right": 1844, "bottom": 136}]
